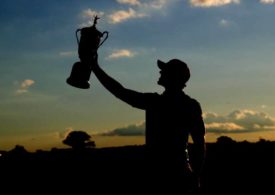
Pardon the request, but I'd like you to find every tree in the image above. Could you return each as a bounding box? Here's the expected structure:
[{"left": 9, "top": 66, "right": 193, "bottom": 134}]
[
  {"left": 10, "top": 145, "right": 28, "bottom": 154},
  {"left": 63, "top": 130, "right": 96, "bottom": 150}
]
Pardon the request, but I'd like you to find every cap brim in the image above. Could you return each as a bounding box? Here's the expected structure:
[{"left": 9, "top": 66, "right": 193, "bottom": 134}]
[{"left": 157, "top": 60, "right": 166, "bottom": 69}]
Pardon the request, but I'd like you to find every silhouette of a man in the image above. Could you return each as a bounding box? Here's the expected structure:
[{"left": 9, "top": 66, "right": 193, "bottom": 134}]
[{"left": 90, "top": 56, "right": 205, "bottom": 192}]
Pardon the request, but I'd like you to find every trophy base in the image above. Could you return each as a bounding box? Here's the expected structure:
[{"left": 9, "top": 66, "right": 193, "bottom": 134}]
[
  {"left": 66, "top": 77, "right": 90, "bottom": 89},
  {"left": 66, "top": 61, "right": 91, "bottom": 89}
]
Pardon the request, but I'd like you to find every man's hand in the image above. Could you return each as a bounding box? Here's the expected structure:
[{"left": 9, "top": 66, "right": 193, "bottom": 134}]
[
  {"left": 82, "top": 52, "right": 98, "bottom": 69},
  {"left": 187, "top": 173, "right": 201, "bottom": 193},
  {"left": 90, "top": 52, "right": 99, "bottom": 68}
]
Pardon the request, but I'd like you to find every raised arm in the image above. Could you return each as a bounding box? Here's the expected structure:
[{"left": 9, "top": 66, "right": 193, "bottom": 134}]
[{"left": 90, "top": 55, "right": 150, "bottom": 109}]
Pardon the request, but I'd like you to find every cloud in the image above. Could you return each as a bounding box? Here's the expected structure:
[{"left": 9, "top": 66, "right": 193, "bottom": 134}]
[
  {"left": 81, "top": 9, "right": 105, "bottom": 26},
  {"left": 59, "top": 51, "right": 76, "bottom": 57},
  {"left": 261, "top": 105, "right": 267, "bottom": 109},
  {"left": 205, "top": 122, "right": 245, "bottom": 132},
  {"left": 204, "top": 109, "right": 275, "bottom": 133},
  {"left": 16, "top": 79, "right": 35, "bottom": 94},
  {"left": 80, "top": 0, "right": 170, "bottom": 25},
  {"left": 260, "top": 0, "right": 274, "bottom": 4},
  {"left": 142, "top": 0, "right": 169, "bottom": 9},
  {"left": 109, "top": 0, "right": 169, "bottom": 24},
  {"left": 189, "top": 0, "right": 240, "bottom": 7},
  {"left": 100, "top": 109, "right": 275, "bottom": 136},
  {"left": 108, "top": 8, "right": 147, "bottom": 24},
  {"left": 82, "top": 9, "right": 105, "bottom": 18},
  {"left": 117, "top": 0, "right": 168, "bottom": 9},
  {"left": 117, "top": 0, "right": 141, "bottom": 6},
  {"left": 106, "top": 49, "right": 136, "bottom": 59},
  {"left": 219, "top": 19, "right": 230, "bottom": 27},
  {"left": 101, "top": 122, "right": 145, "bottom": 136}
]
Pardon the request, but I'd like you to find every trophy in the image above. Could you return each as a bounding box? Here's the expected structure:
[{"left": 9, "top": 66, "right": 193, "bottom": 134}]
[{"left": 66, "top": 16, "right": 108, "bottom": 89}]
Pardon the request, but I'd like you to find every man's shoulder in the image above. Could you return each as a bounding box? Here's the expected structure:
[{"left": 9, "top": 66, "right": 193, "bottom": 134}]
[
  {"left": 184, "top": 94, "right": 202, "bottom": 110},
  {"left": 188, "top": 96, "right": 201, "bottom": 105},
  {"left": 183, "top": 93, "right": 198, "bottom": 102}
]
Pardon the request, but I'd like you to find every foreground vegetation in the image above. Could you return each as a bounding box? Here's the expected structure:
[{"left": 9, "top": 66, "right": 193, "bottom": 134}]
[{"left": 0, "top": 138, "right": 274, "bottom": 193}]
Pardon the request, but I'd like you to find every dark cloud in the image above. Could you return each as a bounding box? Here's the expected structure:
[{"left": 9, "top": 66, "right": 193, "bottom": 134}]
[{"left": 101, "top": 122, "right": 145, "bottom": 136}]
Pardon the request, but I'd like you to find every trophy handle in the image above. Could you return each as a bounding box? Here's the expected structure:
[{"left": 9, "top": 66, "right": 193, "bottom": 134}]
[
  {"left": 75, "top": 28, "right": 81, "bottom": 45},
  {"left": 98, "top": 31, "right": 109, "bottom": 48}
]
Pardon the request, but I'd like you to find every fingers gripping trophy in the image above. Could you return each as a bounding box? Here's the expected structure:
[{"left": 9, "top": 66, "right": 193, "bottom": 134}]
[{"left": 67, "top": 15, "right": 108, "bottom": 89}]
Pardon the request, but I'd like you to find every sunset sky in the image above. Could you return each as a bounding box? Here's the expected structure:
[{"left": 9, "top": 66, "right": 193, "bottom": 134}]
[{"left": 1, "top": 0, "right": 275, "bottom": 151}]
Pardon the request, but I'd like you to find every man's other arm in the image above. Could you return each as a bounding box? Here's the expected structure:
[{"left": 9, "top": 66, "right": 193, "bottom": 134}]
[{"left": 190, "top": 101, "right": 206, "bottom": 178}]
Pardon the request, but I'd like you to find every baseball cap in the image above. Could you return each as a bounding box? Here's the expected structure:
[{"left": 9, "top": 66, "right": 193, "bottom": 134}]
[{"left": 157, "top": 59, "right": 190, "bottom": 83}]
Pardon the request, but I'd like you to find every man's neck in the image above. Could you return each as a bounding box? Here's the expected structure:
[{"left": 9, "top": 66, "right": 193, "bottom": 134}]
[{"left": 163, "top": 88, "right": 184, "bottom": 95}]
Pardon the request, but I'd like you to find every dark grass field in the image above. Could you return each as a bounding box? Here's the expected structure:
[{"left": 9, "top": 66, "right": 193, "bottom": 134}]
[{"left": 1, "top": 141, "right": 275, "bottom": 194}]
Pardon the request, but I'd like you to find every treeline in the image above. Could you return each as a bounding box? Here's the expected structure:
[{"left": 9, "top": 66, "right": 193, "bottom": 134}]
[{"left": 0, "top": 136, "right": 275, "bottom": 193}]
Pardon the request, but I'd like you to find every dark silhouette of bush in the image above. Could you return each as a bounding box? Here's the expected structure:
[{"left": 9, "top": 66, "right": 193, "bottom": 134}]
[
  {"left": 216, "top": 136, "right": 236, "bottom": 144},
  {"left": 62, "top": 130, "right": 96, "bottom": 150},
  {"left": 10, "top": 145, "right": 28, "bottom": 153}
]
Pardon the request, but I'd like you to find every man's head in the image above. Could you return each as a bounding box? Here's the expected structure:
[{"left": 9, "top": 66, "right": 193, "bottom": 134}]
[{"left": 157, "top": 59, "right": 190, "bottom": 89}]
